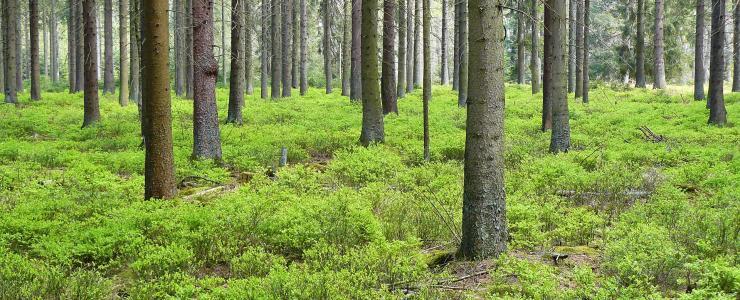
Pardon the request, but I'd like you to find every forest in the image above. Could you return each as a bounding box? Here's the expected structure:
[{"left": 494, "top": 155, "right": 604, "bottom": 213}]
[{"left": 0, "top": 0, "right": 737, "bottom": 298}]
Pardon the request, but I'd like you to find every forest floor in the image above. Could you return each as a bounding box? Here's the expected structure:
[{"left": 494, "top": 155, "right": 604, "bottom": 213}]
[{"left": 0, "top": 84, "right": 738, "bottom": 299}]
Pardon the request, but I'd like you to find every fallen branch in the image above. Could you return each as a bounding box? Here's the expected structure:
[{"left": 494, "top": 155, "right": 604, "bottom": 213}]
[
  {"left": 638, "top": 126, "right": 664, "bottom": 142},
  {"left": 183, "top": 185, "right": 234, "bottom": 201},
  {"left": 556, "top": 190, "right": 651, "bottom": 200}
]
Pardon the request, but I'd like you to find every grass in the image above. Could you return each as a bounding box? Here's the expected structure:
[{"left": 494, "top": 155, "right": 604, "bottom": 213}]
[{"left": 0, "top": 83, "right": 737, "bottom": 299}]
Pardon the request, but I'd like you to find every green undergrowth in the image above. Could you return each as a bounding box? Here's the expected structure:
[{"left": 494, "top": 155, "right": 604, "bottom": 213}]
[{"left": 0, "top": 85, "right": 737, "bottom": 299}]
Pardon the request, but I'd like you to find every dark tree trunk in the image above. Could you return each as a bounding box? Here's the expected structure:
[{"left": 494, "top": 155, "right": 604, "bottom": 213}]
[
  {"left": 440, "top": 0, "right": 448, "bottom": 85},
  {"left": 382, "top": 0, "right": 397, "bottom": 114},
  {"left": 271, "top": 0, "right": 281, "bottom": 98},
  {"left": 568, "top": 0, "right": 575, "bottom": 92},
  {"left": 422, "top": 0, "right": 430, "bottom": 160},
  {"left": 531, "top": 0, "right": 540, "bottom": 93},
  {"left": 545, "top": 0, "right": 569, "bottom": 150},
  {"left": 300, "top": 0, "right": 308, "bottom": 95},
  {"left": 350, "top": 0, "right": 362, "bottom": 100},
  {"left": 653, "top": 0, "right": 666, "bottom": 89},
  {"left": 406, "top": 0, "right": 414, "bottom": 92},
  {"left": 142, "top": 0, "right": 177, "bottom": 200},
  {"left": 0, "top": 3, "right": 4, "bottom": 95},
  {"left": 130, "top": 0, "right": 141, "bottom": 103},
  {"left": 192, "top": 0, "right": 223, "bottom": 159},
  {"left": 3, "top": 0, "right": 18, "bottom": 103},
  {"left": 516, "top": 0, "right": 525, "bottom": 84},
  {"left": 227, "top": 0, "right": 244, "bottom": 125},
  {"left": 174, "top": 0, "right": 186, "bottom": 96},
  {"left": 458, "top": 0, "right": 468, "bottom": 107},
  {"left": 76, "top": 1, "right": 84, "bottom": 92},
  {"left": 261, "top": 0, "right": 269, "bottom": 98},
  {"left": 282, "top": 0, "right": 293, "bottom": 97},
  {"left": 575, "top": 0, "right": 583, "bottom": 98},
  {"left": 635, "top": 0, "right": 645, "bottom": 87},
  {"left": 708, "top": 0, "right": 727, "bottom": 125},
  {"left": 397, "top": 0, "right": 406, "bottom": 98},
  {"left": 323, "top": 0, "right": 333, "bottom": 94},
  {"left": 360, "top": 0, "right": 385, "bottom": 146},
  {"left": 30, "top": 0, "right": 41, "bottom": 100},
  {"left": 733, "top": 2, "right": 740, "bottom": 92},
  {"left": 695, "top": 0, "right": 705, "bottom": 99},
  {"left": 458, "top": 0, "right": 507, "bottom": 260},
  {"left": 582, "top": 0, "right": 589, "bottom": 103},
  {"left": 342, "top": 0, "right": 352, "bottom": 97},
  {"left": 82, "top": 0, "right": 100, "bottom": 128},
  {"left": 413, "top": 0, "right": 421, "bottom": 86},
  {"left": 120, "top": 0, "right": 129, "bottom": 105},
  {"left": 245, "top": 0, "right": 254, "bottom": 94},
  {"left": 68, "top": 0, "right": 76, "bottom": 92},
  {"left": 50, "top": 0, "right": 60, "bottom": 82},
  {"left": 103, "top": 0, "right": 114, "bottom": 94}
]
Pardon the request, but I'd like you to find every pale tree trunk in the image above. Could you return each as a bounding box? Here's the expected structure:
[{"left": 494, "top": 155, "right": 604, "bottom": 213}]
[
  {"left": 568, "top": 0, "right": 575, "bottom": 92},
  {"left": 30, "top": 0, "right": 41, "bottom": 100},
  {"left": 174, "top": 0, "right": 186, "bottom": 96},
  {"left": 43, "top": 10, "right": 48, "bottom": 78},
  {"left": 3, "top": 0, "right": 18, "bottom": 103},
  {"left": 458, "top": 0, "right": 468, "bottom": 107},
  {"left": 397, "top": 0, "right": 406, "bottom": 98},
  {"left": 245, "top": 0, "right": 254, "bottom": 95},
  {"left": 271, "top": 0, "right": 281, "bottom": 98},
  {"left": 68, "top": 0, "right": 76, "bottom": 92},
  {"left": 582, "top": 0, "right": 589, "bottom": 103},
  {"left": 17, "top": 13, "right": 23, "bottom": 92},
  {"left": 323, "top": 0, "right": 333, "bottom": 94},
  {"left": 51, "top": 0, "right": 60, "bottom": 82},
  {"left": 708, "top": 0, "right": 727, "bottom": 125},
  {"left": 221, "top": 0, "right": 227, "bottom": 87},
  {"left": 82, "top": 0, "right": 100, "bottom": 128},
  {"left": 458, "top": 0, "right": 507, "bottom": 260},
  {"left": 422, "top": 0, "right": 430, "bottom": 160},
  {"left": 142, "top": 0, "right": 177, "bottom": 200},
  {"left": 413, "top": 0, "right": 421, "bottom": 86},
  {"left": 695, "top": 0, "right": 705, "bottom": 99},
  {"left": 516, "top": 0, "right": 525, "bottom": 84},
  {"left": 382, "top": 0, "right": 397, "bottom": 114},
  {"left": 342, "top": 0, "right": 351, "bottom": 96},
  {"left": 575, "top": 0, "right": 583, "bottom": 97},
  {"left": 292, "top": 1, "right": 299, "bottom": 88},
  {"left": 300, "top": 0, "right": 308, "bottom": 95},
  {"left": 192, "top": 0, "right": 223, "bottom": 159},
  {"left": 350, "top": 0, "right": 362, "bottom": 100},
  {"left": 360, "top": 0, "right": 385, "bottom": 146},
  {"left": 120, "top": 0, "right": 129, "bottom": 106},
  {"left": 530, "top": 0, "right": 540, "bottom": 93},
  {"left": 440, "top": 0, "right": 447, "bottom": 85},
  {"left": 0, "top": 3, "right": 4, "bottom": 95},
  {"left": 76, "top": 1, "right": 84, "bottom": 92},
  {"left": 453, "top": 0, "right": 459, "bottom": 90},
  {"left": 103, "top": 0, "right": 114, "bottom": 94},
  {"left": 733, "top": 2, "right": 740, "bottom": 92},
  {"left": 545, "top": 0, "right": 569, "bottom": 150},
  {"left": 186, "top": 0, "right": 195, "bottom": 98},
  {"left": 635, "top": 0, "right": 645, "bottom": 87},
  {"left": 227, "top": 0, "right": 244, "bottom": 124},
  {"left": 653, "top": 0, "right": 666, "bottom": 89},
  {"left": 406, "top": 0, "right": 413, "bottom": 92},
  {"left": 282, "top": 0, "right": 293, "bottom": 97},
  {"left": 261, "top": 0, "right": 269, "bottom": 98},
  {"left": 130, "top": 0, "right": 141, "bottom": 103}
]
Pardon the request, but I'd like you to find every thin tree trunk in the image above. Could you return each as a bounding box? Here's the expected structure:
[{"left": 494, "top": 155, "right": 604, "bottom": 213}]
[
  {"left": 406, "top": 0, "right": 413, "bottom": 92},
  {"left": 68, "top": 0, "right": 76, "bottom": 92},
  {"left": 360, "top": 0, "right": 385, "bottom": 146},
  {"left": 30, "top": 0, "right": 41, "bottom": 100},
  {"left": 43, "top": 10, "right": 48, "bottom": 78},
  {"left": 516, "top": 0, "right": 525, "bottom": 84},
  {"left": 17, "top": 13, "right": 24, "bottom": 92},
  {"left": 397, "top": 0, "right": 406, "bottom": 98},
  {"left": 192, "top": 0, "right": 223, "bottom": 159},
  {"left": 300, "top": 0, "right": 308, "bottom": 95},
  {"left": 708, "top": 0, "right": 727, "bottom": 125},
  {"left": 221, "top": 0, "right": 227, "bottom": 87},
  {"left": 292, "top": 0, "right": 299, "bottom": 88},
  {"left": 82, "top": 0, "right": 100, "bottom": 128},
  {"left": 568, "top": 0, "right": 576, "bottom": 92},
  {"left": 458, "top": 0, "right": 507, "bottom": 260},
  {"left": 422, "top": 0, "right": 430, "bottom": 160},
  {"left": 271, "top": 0, "right": 282, "bottom": 98},
  {"left": 458, "top": 0, "right": 468, "bottom": 107},
  {"left": 0, "top": 2, "right": 4, "bottom": 95},
  {"left": 186, "top": 0, "right": 195, "bottom": 98},
  {"left": 227, "top": 0, "right": 244, "bottom": 124},
  {"left": 175, "top": 0, "right": 186, "bottom": 96},
  {"left": 695, "top": 0, "right": 705, "bottom": 99},
  {"left": 733, "top": 2, "right": 740, "bottom": 92},
  {"left": 544, "top": 0, "right": 569, "bottom": 149},
  {"left": 531, "top": 0, "right": 540, "bottom": 93},
  {"left": 440, "top": 0, "right": 447, "bottom": 85},
  {"left": 142, "top": 0, "right": 177, "bottom": 200},
  {"left": 382, "top": 0, "right": 397, "bottom": 114},
  {"left": 653, "top": 0, "right": 666, "bottom": 89},
  {"left": 413, "top": 0, "right": 421, "bottom": 86},
  {"left": 51, "top": 0, "right": 59, "bottom": 82},
  {"left": 453, "top": 0, "right": 459, "bottom": 90},
  {"left": 582, "top": 0, "right": 589, "bottom": 103},
  {"left": 130, "top": 0, "right": 141, "bottom": 103},
  {"left": 282, "top": 0, "right": 293, "bottom": 97},
  {"left": 76, "top": 1, "right": 84, "bottom": 92},
  {"left": 245, "top": 0, "right": 254, "bottom": 95},
  {"left": 575, "top": 0, "right": 583, "bottom": 97},
  {"left": 3, "top": 0, "right": 17, "bottom": 103},
  {"left": 103, "top": 0, "right": 114, "bottom": 94},
  {"left": 342, "top": 0, "right": 352, "bottom": 96},
  {"left": 323, "top": 0, "right": 333, "bottom": 94},
  {"left": 635, "top": 0, "right": 645, "bottom": 87},
  {"left": 261, "top": 0, "right": 269, "bottom": 98},
  {"left": 120, "top": 0, "right": 129, "bottom": 106},
  {"left": 350, "top": 0, "right": 362, "bottom": 100}
]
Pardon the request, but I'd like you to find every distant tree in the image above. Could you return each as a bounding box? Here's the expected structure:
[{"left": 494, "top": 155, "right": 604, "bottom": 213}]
[
  {"left": 30, "top": 0, "right": 41, "bottom": 101},
  {"left": 282, "top": 0, "right": 293, "bottom": 97},
  {"left": 82, "top": 0, "right": 100, "bottom": 128},
  {"left": 141, "top": 0, "right": 177, "bottom": 200},
  {"left": 220, "top": 0, "right": 226, "bottom": 87},
  {"left": 227, "top": 0, "right": 244, "bottom": 125},
  {"left": 292, "top": 1, "right": 299, "bottom": 89},
  {"left": 653, "top": 0, "right": 666, "bottom": 89},
  {"left": 323, "top": 0, "right": 332, "bottom": 94},
  {"left": 422, "top": 0, "right": 430, "bottom": 160},
  {"left": 397, "top": 0, "right": 406, "bottom": 98},
  {"left": 3, "top": 0, "right": 18, "bottom": 104},
  {"left": 635, "top": 0, "right": 645, "bottom": 87},
  {"left": 130, "top": 0, "right": 141, "bottom": 103},
  {"left": 733, "top": 3, "right": 740, "bottom": 92},
  {"left": 575, "top": 0, "right": 583, "bottom": 98},
  {"left": 381, "top": 0, "right": 397, "bottom": 114},
  {"left": 530, "top": 0, "right": 540, "bottom": 94},
  {"left": 458, "top": 0, "right": 468, "bottom": 107},
  {"left": 694, "top": 0, "right": 705, "bottom": 100},
  {"left": 406, "top": 0, "right": 414, "bottom": 92},
  {"left": 516, "top": 0, "right": 525, "bottom": 84},
  {"left": 360, "top": 0, "right": 385, "bottom": 146},
  {"left": 76, "top": 1, "right": 84, "bottom": 92},
  {"left": 582, "top": 0, "right": 590, "bottom": 103},
  {"left": 186, "top": 0, "right": 194, "bottom": 99},
  {"left": 453, "top": 0, "right": 459, "bottom": 90},
  {"left": 708, "top": 0, "right": 727, "bottom": 125},
  {"left": 192, "top": 0, "right": 222, "bottom": 160},
  {"left": 440, "top": 0, "right": 447, "bottom": 85},
  {"left": 103, "top": 0, "right": 114, "bottom": 94},
  {"left": 261, "top": 0, "right": 269, "bottom": 98},
  {"left": 271, "top": 0, "right": 281, "bottom": 98},
  {"left": 120, "top": 0, "right": 129, "bottom": 106},
  {"left": 17, "top": 12, "right": 23, "bottom": 92},
  {"left": 413, "top": 0, "right": 421, "bottom": 86},
  {"left": 245, "top": 0, "right": 254, "bottom": 95},
  {"left": 342, "top": 0, "right": 351, "bottom": 96},
  {"left": 545, "top": 0, "right": 569, "bottom": 151},
  {"left": 174, "top": 0, "right": 186, "bottom": 96},
  {"left": 300, "top": 0, "right": 308, "bottom": 95},
  {"left": 568, "top": 0, "right": 575, "bottom": 92},
  {"left": 50, "top": 0, "right": 60, "bottom": 83},
  {"left": 350, "top": 0, "right": 362, "bottom": 100},
  {"left": 458, "top": 0, "right": 507, "bottom": 260},
  {"left": 68, "top": 0, "right": 76, "bottom": 92}
]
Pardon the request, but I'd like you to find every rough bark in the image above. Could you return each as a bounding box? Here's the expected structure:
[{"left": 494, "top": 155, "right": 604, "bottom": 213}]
[
  {"left": 142, "top": 0, "right": 177, "bottom": 200},
  {"left": 282, "top": 0, "right": 293, "bottom": 97},
  {"left": 575, "top": 0, "right": 583, "bottom": 97},
  {"left": 0, "top": 4, "right": 4, "bottom": 95},
  {"left": 342, "top": 0, "right": 352, "bottom": 96},
  {"left": 227, "top": 0, "right": 244, "bottom": 125},
  {"left": 186, "top": 0, "right": 195, "bottom": 99},
  {"left": 323, "top": 0, "right": 333, "bottom": 94},
  {"left": 174, "top": 0, "right": 186, "bottom": 96},
  {"left": 130, "top": 0, "right": 141, "bottom": 103},
  {"left": 582, "top": 0, "right": 589, "bottom": 103},
  {"left": 192, "top": 0, "right": 223, "bottom": 159},
  {"left": 545, "top": 0, "right": 569, "bottom": 149},
  {"left": 413, "top": 0, "right": 421, "bottom": 86},
  {"left": 103, "top": 0, "right": 114, "bottom": 94},
  {"left": 516, "top": 0, "right": 525, "bottom": 84},
  {"left": 221, "top": 0, "right": 226, "bottom": 87},
  {"left": 695, "top": 0, "right": 705, "bottom": 99},
  {"left": 458, "top": 0, "right": 468, "bottom": 107},
  {"left": 382, "top": 0, "right": 397, "bottom": 114},
  {"left": 568, "top": 0, "right": 576, "bottom": 92},
  {"left": 245, "top": 0, "right": 254, "bottom": 95},
  {"left": 531, "top": 0, "right": 540, "bottom": 93},
  {"left": 397, "top": 0, "right": 407, "bottom": 98},
  {"left": 350, "top": 0, "right": 362, "bottom": 100},
  {"left": 3, "top": 0, "right": 17, "bottom": 103},
  {"left": 653, "top": 0, "right": 666, "bottom": 89},
  {"left": 292, "top": 1, "right": 299, "bottom": 89},
  {"left": 422, "top": 0, "right": 430, "bottom": 160},
  {"left": 458, "top": 0, "right": 507, "bottom": 260},
  {"left": 271, "top": 0, "right": 281, "bottom": 98},
  {"left": 635, "top": 0, "right": 645, "bottom": 87},
  {"left": 733, "top": 2, "right": 740, "bottom": 92},
  {"left": 120, "top": 0, "right": 129, "bottom": 106},
  {"left": 406, "top": 0, "right": 414, "bottom": 92},
  {"left": 300, "top": 0, "right": 308, "bottom": 95},
  {"left": 708, "top": 0, "right": 727, "bottom": 125},
  {"left": 453, "top": 0, "right": 459, "bottom": 90},
  {"left": 76, "top": 0, "right": 84, "bottom": 92},
  {"left": 51, "top": 0, "right": 60, "bottom": 82},
  {"left": 360, "top": 0, "right": 385, "bottom": 146},
  {"left": 30, "top": 0, "right": 41, "bottom": 100},
  {"left": 82, "top": 0, "right": 100, "bottom": 128},
  {"left": 17, "top": 13, "right": 23, "bottom": 92},
  {"left": 68, "top": 0, "right": 76, "bottom": 92},
  {"left": 440, "top": 0, "right": 448, "bottom": 85},
  {"left": 261, "top": 0, "right": 269, "bottom": 98}
]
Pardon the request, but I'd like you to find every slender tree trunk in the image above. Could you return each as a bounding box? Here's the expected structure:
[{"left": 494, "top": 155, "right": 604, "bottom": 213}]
[
  {"left": 582, "top": 0, "right": 589, "bottom": 103},
  {"left": 3, "top": 0, "right": 17, "bottom": 103},
  {"left": 453, "top": 0, "right": 459, "bottom": 90},
  {"left": 82, "top": 0, "right": 100, "bottom": 128},
  {"left": 130, "top": 0, "right": 141, "bottom": 103},
  {"left": 174, "top": 0, "right": 186, "bottom": 96},
  {"left": 51, "top": 0, "right": 59, "bottom": 82},
  {"left": 653, "top": 0, "right": 666, "bottom": 89},
  {"left": 227, "top": 0, "right": 244, "bottom": 124},
  {"left": 271, "top": 0, "right": 282, "bottom": 98},
  {"left": 695, "top": 0, "right": 705, "bottom": 99},
  {"left": 635, "top": 0, "right": 645, "bottom": 87},
  {"left": 708, "top": 0, "right": 727, "bottom": 125},
  {"left": 406, "top": 0, "right": 414, "bottom": 92},
  {"left": 397, "top": 0, "right": 407, "bottom": 98},
  {"left": 0, "top": 3, "right": 4, "bottom": 95},
  {"left": 282, "top": 0, "right": 293, "bottom": 97},
  {"left": 103, "top": 0, "right": 114, "bottom": 94},
  {"left": 458, "top": 0, "right": 468, "bottom": 107},
  {"left": 422, "top": 0, "right": 430, "bottom": 160},
  {"left": 186, "top": 0, "right": 195, "bottom": 98},
  {"left": 360, "top": 0, "right": 385, "bottom": 146},
  {"left": 43, "top": 10, "right": 48, "bottom": 78},
  {"left": 458, "top": 0, "right": 507, "bottom": 260},
  {"left": 516, "top": 0, "right": 525, "bottom": 84},
  {"left": 575, "top": 0, "right": 583, "bottom": 97},
  {"left": 300, "top": 0, "right": 308, "bottom": 95},
  {"left": 531, "top": 0, "right": 540, "bottom": 93},
  {"left": 733, "top": 2, "right": 740, "bottom": 92},
  {"left": 323, "top": 0, "right": 333, "bottom": 94},
  {"left": 382, "top": 0, "right": 397, "bottom": 114},
  {"left": 221, "top": 0, "right": 227, "bottom": 87},
  {"left": 17, "top": 14, "right": 23, "bottom": 92},
  {"left": 68, "top": 0, "right": 76, "bottom": 92},
  {"left": 192, "top": 0, "right": 223, "bottom": 159},
  {"left": 245, "top": 0, "right": 254, "bottom": 95},
  {"left": 142, "top": 0, "right": 177, "bottom": 200},
  {"left": 261, "top": 0, "right": 269, "bottom": 98},
  {"left": 568, "top": 0, "right": 576, "bottom": 93},
  {"left": 292, "top": 1, "right": 299, "bottom": 89},
  {"left": 440, "top": 0, "right": 448, "bottom": 85},
  {"left": 350, "top": 0, "right": 362, "bottom": 100},
  {"left": 30, "top": 0, "right": 41, "bottom": 100},
  {"left": 120, "top": 0, "right": 129, "bottom": 106},
  {"left": 545, "top": 0, "right": 569, "bottom": 150},
  {"left": 76, "top": 1, "right": 84, "bottom": 92},
  {"left": 413, "top": 0, "right": 421, "bottom": 86},
  {"left": 342, "top": 0, "right": 352, "bottom": 96}
]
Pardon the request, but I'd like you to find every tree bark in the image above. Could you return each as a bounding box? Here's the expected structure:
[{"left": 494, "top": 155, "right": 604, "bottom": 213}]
[
  {"left": 323, "top": 0, "right": 333, "bottom": 94},
  {"left": 0, "top": 3, "right": 4, "bottom": 95},
  {"left": 397, "top": 0, "right": 407, "bottom": 98},
  {"left": 30, "top": 0, "right": 41, "bottom": 100},
  {"left": 575, "top": 0, "right": 583, "bottom": 97},
  {"left": 3, "top": 0, "right": 17, "bottom": 103},
  {"left": 221, "top": 0, "right": 227, "bottom": 87},
  {"left": 192, "top": 0, "right": 223, "bottom": 159},
  {"left": 120, "top": 0, "right": 129, "bottom": 106},
  {"left": 531, "top": 0, "right": 540, "bottom": 93},
  {"left": 350, "top": 0, "right": 362, "bottom": 100},
  {"left": 103, "top": 0, "right": 114, "bottom": 94},
  {"left": 422, "top": 0, "right": 430, "bottom": 160},
  {"left": 68, "top": 0, "right": 76, "bottom": 92},
  {"left": 695, "top": 0, "right": 705, "bottom": 99},
  {"left": 635, "top": 0, "right": 645, "bottom": 87},
  {"left": 300, "top": 0, "right": 308, "bottom": 95},
  {"left": 261, "top": 0, "right": 269, "bottom": 98},
  {"left": 413, "top": 0, "right": 421, "bottom": 87},
  {"left": 568, "top": 0, "right": 576, "bottom": 92},
  {"left": 708, "top": 0, "right": 727, "bottom": 125},
  {"left": 245, "top": 0, "right": 254, "bottom": 95},
  {"left": 516, "top": 0, "right": 525, "bottom": 84},
  {"left": 458, "top": 0, "right": 507, "bottom": 260},
  {"left": 227, "top": 0, "right": 244, "bottom": 125},
  {"left": 733, "top": 2, "right": 740, "bottom": 92},
  {"left": 17, "top": 14, "right": 23, "bottom": 92},
  {"left": 582, "top": 0, "right": 589, "bottom": 103},
  {"left": 174, "top": 0, "right": 186, "bottom": 96},
  {"left": 51, "top": 0, "right": 60, "bottom": 82},
  {"left": 458, "top": 0, "right": 468, "bottom": 107},
  {"left": 382, "top": 0, "right": 397, "bottom": 114},
  {"left": 545, "top": 0, "right": 569, "bottom": 151},
  {"left": 76, "top": 1, "right": 84, "bottom": 92},
  {"left": 360, "top": 0, "right": 385, "bottom": 146},
  {"left": 82, "top": 0, "right": 100, "bottom": 128},
  {"left": 271, "top": 0, "right": 282, "bottom": 98},
  {"left": 282, "top": 0, "right": 293, "bottom": 97},
  {"left": 653, "top": 0, "right": 666, "bottom": 89},
  {"left": 142, "top": 0, "right": 177, "bottom": 200},
  {"left": 342, "top": 0, "right": 352, "bottom": 96},
  {"left": 406, "top": 0, "right": 414, "bottom": 92},
  {"left": 453, "top": 0, "right": 459, "bottom": 90},
  {"left": 440, "top": 0, "right": 448, "bottom": 85},
  {"left": 130, "top": 0, "right": 142, "bottom": 103},
  {"left": 292, "top": 1, "right": 299, "bottom": 89},
  {"left": 186, "top": 0, "right": 194, "bottom": 99}
]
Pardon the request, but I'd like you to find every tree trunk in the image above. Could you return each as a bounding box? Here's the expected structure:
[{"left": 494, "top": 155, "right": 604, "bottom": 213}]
[
  {"left": 0, "top": 3, "right": 4, "bottom": 95},
  {"left": 17, "top": 14, "right": 23, "bottom": 92},
  {"left": 68, "top": 0, "right": 76, "bottom": 92},
  {"left": 103, "top": 0, "right": 114, "bottom": 94},
  {"left": 582, "top": 0, "right": 589, "bottom": 103},
  {"left": 733, "top": 2, "right": 740, "bottom": 92},
  {"left": 221, "top": 0, "right": 227, "bottom": 87},
  {"left": 342, "top": 0, "right": 352, "bottom": 96},
  {"left": 635, "top": 0, "right": 645, "bottom": 87},
  {"left": 530, "top": 0, "right": 540, "bottom": 93},
  {"left": 43, "top": 9, "right": 48, "bottom": 78},
  {"left": 406, "top": 0, "right": 414, "bottom": 92},
  {"left": 350, "top": 0, "right": 362, "bottom": 100},
  {"left": 458, "top": 0, "right": 468, "bottom": 107},
  {"left": 360, "top": 0, "right": 385, "bottom": 146},
  {"left": 440, "top": 0, "right": 448, "bottom": 85},
  {"left": 192, "top": 0, "right": 223, "bottom": 159},
  {"left": 323, "top": 0, "right": 333, "bottom": 94},
  {"left": 516, "top": 0, "right": 525, "bottom": 84},
  {"left": 708, "top": 0, "right": 727, "bottom": 125},
  {"left": 382, "top": 0, "right": 397, "bottom": 114},
  {"left": 453, "top": 0, "right": 459, "bottom": 90},
  {"left": 397, "top": 0, "right": 406, "bottom": 98},
  {"left": 186, "top": 0, "right": 195, "bottom": 99},
  {"left": 30, "top": 0, "right": 41, "bottom": 100},
  {"left": 422, "top": 0, "right": 430, "bottom": 160},
  {"left": 174, "top": 0, "right": 186, "bottom": 96},
  {"left": 51, "top": 0, "right": 60, "bottom": 82},
  {"left": 458, "top": 0, "right": 507, "bottom": 260},
  {"left": 695, "top": 0, "right": 705, "bottom": 99},
  {"left": 227, "top": 0, "right": 244, "bottom": 124},
  {"left": 271, "top": 0, "right": 281, "bottom": 98},
  {"left": 300, "top": 0, "right": 308, "bottom": 95},
  {"left": 413, "top": 0, "right": 421, "bottom": 87},
  {"left": 142, "top": 0, "right": 177, "bottom": 200},
  {"left": 76, "top": 1, "right": 84, "bottom": 92},
  {"left": 575, "top": 0, "right": 583, "bottom": 97},
  {"left": 130, "top": 0, "right": 141, "bottom": 103},
  {"left": 3, "top": 0, "right": 17, "bottom": 103},
  {"left": 120, "top": 0, "right": 129, "bottom": 106},
  {"left": 567, "top": 0, "right": 576, "bottom": 92},
  {"left": 82, "top": 0, "right": 100, "bottom": 128},
  {"left": 282, "top": 0, "right": 293, "bottom": 97},
  {"left": 653, "top": 0, "right": 666, "bottom": 89},
  {"left": 292, "top": 1, "right": 299, "bottom": 89},
  {"left": 261, "top": 0, "right": 269, "bottom": 98},
  {"left": 245, "top": 0, "right": 254, "bottom": 95},
  {"left": 545, "top": 0, "right": 569, "bottom": 151}
]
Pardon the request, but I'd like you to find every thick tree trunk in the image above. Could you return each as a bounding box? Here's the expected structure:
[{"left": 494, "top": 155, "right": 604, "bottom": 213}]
[
  {"left": 103, "top": 0, "right": 114, "bottom": 94},
  {"left": 382, "top": 0, "right": 397, "bottom": 114},
  {"left": 406, "top": 0, "right": 414, "bottom": 92},
  {"left": 227, "top": 0, "right": 244, "bottom": 124},
  {"left": 350, "top": 0, "right": 362, "bottom": 100},
  {"left": 635, "top": 0, "right": 645, "bottom": 87},
  {"left": 360, "top": 0, "right": 385, "bottom": 146},
  {"left": 120, "top": 0, "right": 129, "bottom": 106},
  {"left": 413, "top": 0, "right": 421, "bottom": 86},
  {"left": 516, "top": 0, "right": 525, "bottom": 84},
  {"left": 575, "top": 0, "right": 583, "bottom": 97},
  {"left": 582, "top": 0, "right": 589, "bottom": 103},
  {"left": 82, "top": 0, "right": 100, "bottom": 128},
  {"left": 300, "top": 0, "right": 308, "bottom": 95},
  {"left": 130, "top": 0, "right": 141, "bottom": 103},
  {"left": 271, "top": 0, "right": 282, "bottom": 98},
  {"left": 261, "top": 0, "right": 269, "bottom": 98},
  {"left": 282, "top": 0, "right": 293, "bottom": 97},
  {"left": 653, "top": 0, "right": 666, "bottom": 89},
  {"left": 545, "top": 0, "right": 569, "bottom": 151},
  {"left": 531, "top": 0, "right": 540, "bottom": 93},
  {"left": 192, "top": 0, "right": 223, "bottom": 159},
  {"left": 733, "top": 3, "right": 740, "bottom": 92},
  {"left": 397, "top": 0, "right": 406, "bottom": 98},
  {"left": 174, "top": 0, "right": 186, "bottom": 96},
  {"left": 568, "top": 0, "right": 576, "bottom": 92},
  {"left": 695, "top": 0, "right": 705, "bottom": 99},
  {"left": 3, "top": 0, "right": 17, "bottom": 103},
  {"left": 422, "top": 0, "right": 430, "bottom": 160},
  {"left": 708, "top": 0, "right": 727, "bottom": 125},
  {"left": 323, "top": 0, "right": 333, "bottom": 94},
  {"left": 342, "top": 0, "right": 352, "bottom": 97},
  {"left": 458, "top": 0, "right": 507, "bottom": 260},
  {"left": 30, "top": 0, "right": 41, "bottom": 100},
  {"left": 245, "top": 0, "right": 254, "bottom": 95},
  {"left": 142, "top": 0, "right": 177, "bottom": 200},
  {"left": 76, "top": 1, "right": 84, "bottom": 92},
  {"left": 440, "top": 0, "right": 448, "bottom": 85},
  {"left": 458, "top": 0, "right": 468, "bottom": 107},
  {"left": 68, "top": 0, "right": 76, "bottom": 92}
]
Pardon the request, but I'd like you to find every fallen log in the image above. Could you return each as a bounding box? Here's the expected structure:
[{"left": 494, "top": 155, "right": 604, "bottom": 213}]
[{"left": 556, "top": 190, "right": 651, "bottom": 200}]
